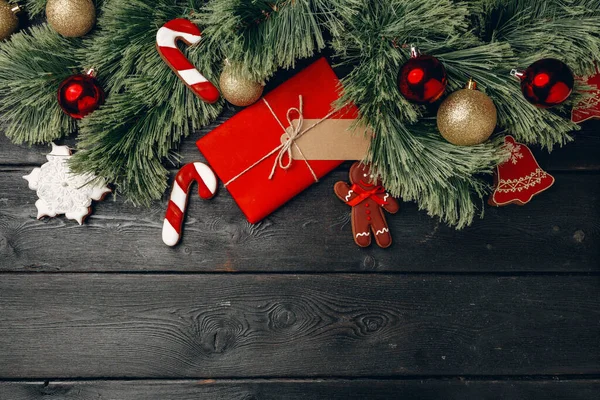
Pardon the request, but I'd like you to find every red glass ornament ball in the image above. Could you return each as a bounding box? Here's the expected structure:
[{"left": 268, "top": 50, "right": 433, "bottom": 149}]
[
  {"left": 398, "top": 55, "right": 447, "bottom": 103},
  {"left": 58, "top": 74, "right": 105, "bottom": 119},
  {"left": 519, "top": 58, "right": 574, "bottom": 108}
]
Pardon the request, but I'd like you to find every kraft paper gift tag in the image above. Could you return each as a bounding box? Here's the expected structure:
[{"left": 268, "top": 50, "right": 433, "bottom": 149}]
[{"left": 281, "top": 118, "right": 372, "bottom": 161}]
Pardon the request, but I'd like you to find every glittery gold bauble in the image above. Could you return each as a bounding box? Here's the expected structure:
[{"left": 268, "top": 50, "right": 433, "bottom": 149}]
[
  {"left": 46, "top": 0, "right": 96, "bottom": 37},
  {"left": 220, "top": 65, "right": 264, "bottom": 107},
  {"left": 0, "top": 1, "right": 19, "bottom": 41},
  {"left": 437, "top": 80, "right": 497, "bottom": 146}
]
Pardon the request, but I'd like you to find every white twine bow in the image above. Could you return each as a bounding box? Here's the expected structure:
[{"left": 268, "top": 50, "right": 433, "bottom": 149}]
[{"left": 224, "top": 95, "right": 339, "bottom": 187}]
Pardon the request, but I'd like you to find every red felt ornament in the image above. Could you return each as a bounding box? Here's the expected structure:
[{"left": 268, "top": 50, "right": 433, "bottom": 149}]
[
  {"left": 512, "top": 58, "right": 574, "bottom": 108},
  {"left": 572, "top": 65, "right": 600, "bottom": 124},
  {"left": 57, "top": 69, "right": 104, "bottom": 119},
  {"left": 398, "top": 46, "right": 447, "bottom": 104},
  {"left": 489, "top": 136, "right": 555, "bottom": 207}
]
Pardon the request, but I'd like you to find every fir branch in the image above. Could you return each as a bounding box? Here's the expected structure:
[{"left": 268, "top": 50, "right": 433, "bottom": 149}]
[
  {"left": 365, "top": 119, "right": 506, "bottom": 228},
  {"left": 480, "top": 0, "right": 600, "bottom": 74},
  {"left": 73, "top": 94, "right": 174, "bottom": 203},
  {"left": 78, "top": 0, "right": 174, "bottom": 93},
  {"left": 70, "top": 0, "right": 224, "bottom": 205},
  {"left": 195, "top": 0, "right": 343, "bottom": 81},
  {"left": 332, "top": 0, "right": 505, "bottom": 227},
  {"left": 24, "top": 0, "right": 46, "bottom": 17},
  {"left": 0, "top": 24, "right": 78, "bottom": 144}
]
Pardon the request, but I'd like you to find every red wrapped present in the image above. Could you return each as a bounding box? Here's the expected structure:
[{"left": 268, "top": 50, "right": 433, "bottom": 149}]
[{"left": 197, "top": 58, "right": 367, "bottom": 223}]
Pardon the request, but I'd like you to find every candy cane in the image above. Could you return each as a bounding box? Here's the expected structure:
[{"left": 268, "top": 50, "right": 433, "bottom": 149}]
[
  {"left": 162, "top": 162, "right": 218, "bottom": 247},
  {"left": 156, "top": 18, "right": 220, "bottom": 104}
]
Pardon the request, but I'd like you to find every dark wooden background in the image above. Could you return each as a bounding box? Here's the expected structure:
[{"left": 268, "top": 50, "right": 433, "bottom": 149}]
[{"left": 1, "top": 56, "right": 599, "bottom": 399}]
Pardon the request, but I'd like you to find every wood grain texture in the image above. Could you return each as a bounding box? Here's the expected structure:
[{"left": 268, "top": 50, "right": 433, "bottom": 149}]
[
  {"left": 0, "top": 168, "right": 598, "bottom": 272},
  {"left": 2, "top": 379, "right": 600, "bottom": 400},
  {"left": 1, "top": 40, "right": 598, "bottom": 400},
  {"left": 1, "top": 274, "right": 598, "bottom": 378}
]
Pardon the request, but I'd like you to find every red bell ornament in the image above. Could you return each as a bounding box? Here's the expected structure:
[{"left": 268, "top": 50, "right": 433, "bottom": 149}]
[
  {"left": 512, "top": 58, "right": 574, "bottom": 108},
  {"left": 398, "top": 46, "right": 447, "bottom": 104},
  {"left": 58, "top": 69, "right": 104, "bottom": 119}
]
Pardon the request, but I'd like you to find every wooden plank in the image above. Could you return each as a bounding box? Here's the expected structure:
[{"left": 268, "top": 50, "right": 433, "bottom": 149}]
[
  {"left": 0, "top": 169, "right": 598, "bottom": 272},
  {"left": 0, "top": 132, "right": 58, "bottom": 165},
  {"left": 0, "top": 274, "right": 598, "bottom": 378},
  {"left": 2, "top": 379, "right": 600, "bottom": 400},
  {"left": 532, "top": 126, "right": 600, "bottom": 171},
  {"left": 0, "top": 118, "right": 599, "bottom": 171}
]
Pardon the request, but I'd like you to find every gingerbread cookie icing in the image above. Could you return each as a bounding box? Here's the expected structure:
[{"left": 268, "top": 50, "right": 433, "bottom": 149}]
[{"left": 334, "top": 162, "right": 399, "bottom": 248}]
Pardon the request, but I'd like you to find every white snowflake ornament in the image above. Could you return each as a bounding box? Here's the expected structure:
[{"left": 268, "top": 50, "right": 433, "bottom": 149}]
[{"left": 23, "top": 143, "right": 111, "bottom": 225}]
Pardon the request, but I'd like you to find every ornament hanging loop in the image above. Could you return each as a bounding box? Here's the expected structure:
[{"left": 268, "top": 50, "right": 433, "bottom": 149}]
[
  {"left": 85, "top": 68, "right": 97, "bottom": 78},
  {"left": 511, "top": 69, "right": 525, "bottom": 80},
  {"left": 10, "top": 4, "right": 20, "bottom": 13},
  {"left": 466, "top": 78, "right": 477, "bottom": 90},
  {"left": 409, "top": 44, "right": 420, "bottom": 58}
]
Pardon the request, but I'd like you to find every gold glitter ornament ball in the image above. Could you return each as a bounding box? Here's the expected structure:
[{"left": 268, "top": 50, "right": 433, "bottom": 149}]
[
  {"left": 220, "top": 65, "right": 264, "bottom": 107},
  {"left": 0, "top": 0, "right": 19, "bottom": 41},
  {"left": 46, "top": 0, "right": 96, "bottom": 37},
  {"left": 437, "top": 80, "right": 497, "bottom": 146}
]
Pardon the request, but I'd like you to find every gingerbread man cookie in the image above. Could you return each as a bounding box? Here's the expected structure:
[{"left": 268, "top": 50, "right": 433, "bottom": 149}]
[{"left": 334, "top": 162, "right": 399, "bottom": 248}]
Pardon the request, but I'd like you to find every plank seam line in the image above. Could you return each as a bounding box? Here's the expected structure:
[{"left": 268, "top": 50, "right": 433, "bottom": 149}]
[
  {"left": 0, "top": 271, "right": 599, "bottom": 277},
  {"left": 2, "top": 375, "right": 600, "bottom": 382}
]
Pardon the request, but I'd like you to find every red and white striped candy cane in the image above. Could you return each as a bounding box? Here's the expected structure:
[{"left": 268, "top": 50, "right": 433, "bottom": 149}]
[
  {"left": 156, "top": 18, "right": 220, "bottom": 104},
  {"left": 162, "top": 162, "right": 218, "bottom": 246}
]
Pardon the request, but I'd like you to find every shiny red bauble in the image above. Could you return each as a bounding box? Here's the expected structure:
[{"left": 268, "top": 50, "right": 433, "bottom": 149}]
[
  {"left": 58, "top": 73, "right": 104, "bottom": 119},
  {"left": 398, "top": 53, "right": 447, "bottom": 104},
  {"left": 515, "top": 58, "right": 574, "bottom": 108}
]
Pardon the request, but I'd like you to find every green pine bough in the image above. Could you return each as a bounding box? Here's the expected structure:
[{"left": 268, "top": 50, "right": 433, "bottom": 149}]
[{"left": 0, "top": 0, "right": 598, "bottom": 228}]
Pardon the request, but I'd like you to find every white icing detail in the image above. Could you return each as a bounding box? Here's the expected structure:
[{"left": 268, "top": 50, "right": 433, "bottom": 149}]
[
  {"left": 35, "top": 199, "right": 56, "bottom": 219},
  {"left": 170, "top": 182, "right": 187, "bottom": 211},
  {"left": 383, "top": 193, "right": 389, "bottom": 202},
  {"left": 66, "top": 207, "right": 90, "bottom": 225},
  {"left": 497, "top": 168, "right": 549, "bottom": 193},
  {"left": 355, "top": 232, "right": 370, "bottom": 238},
  {"left": 50, "top": 142, "right": 71, "bottom": 156},
  {"left": 156, "top": 27, "right": 201, "bottom": 48},
  {"left": 178, "top": 69, "right": 208, "bottom": 85},
  {"left": 344, "top": 190, "right": 354, "bottom": 202},
  {"left": 375, "top": 228, "right": 389, "bottom": 235},
  {"left": 23, "top": 144, "right": 110, "bottom": 225},
  {"left": 194, "top": 162, "right": 218, "bottom": 194},
  {"left": 23, "top": 167, "right": 41, "bottom": 190},
  {"left": 505, "top": 140, "right": 525, "bottom": 165},
  {"left": 162, "top": 219, "right": 180, "bottom": 247}
]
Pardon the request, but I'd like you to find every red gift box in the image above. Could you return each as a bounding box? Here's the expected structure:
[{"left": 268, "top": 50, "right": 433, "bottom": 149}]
[{"left": 197, "top": 57, "right": 360, "bottom": 223}]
